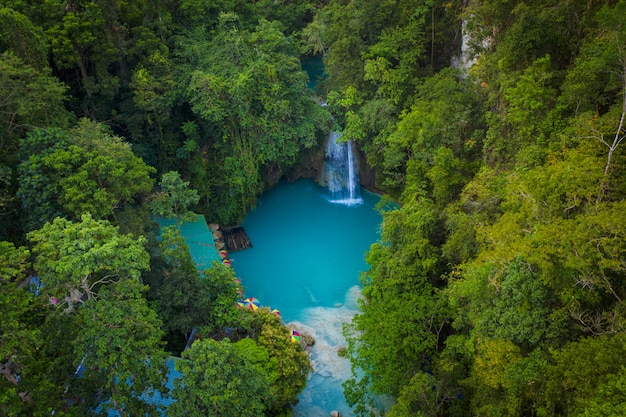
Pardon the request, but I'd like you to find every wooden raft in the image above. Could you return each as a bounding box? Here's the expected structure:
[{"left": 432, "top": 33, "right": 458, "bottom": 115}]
[{"left": 221, "top": 226, "right": 253, "bottom": 252}]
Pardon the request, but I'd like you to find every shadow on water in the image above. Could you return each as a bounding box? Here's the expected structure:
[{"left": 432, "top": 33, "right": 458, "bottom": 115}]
[{"left": 301, "top": 55, "right": 326, "bottom": 92}]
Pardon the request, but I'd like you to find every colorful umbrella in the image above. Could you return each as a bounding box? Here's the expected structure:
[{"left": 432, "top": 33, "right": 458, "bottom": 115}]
[
  {"left": 243, "top": 297, "right": 260, "bottom": 310},
  {"left": 290, "top": 330, "right": 301, "bottom": 343},
  {"left": 271, "top": 308, "right": 281, "bottom": 318},
  {"left": 219, "top": 249, "right": 228, "bottom": 259},
  {"left": 222, "top": 258, "right": 231, "bottom": 267},
  {"left": 236, "top": 300, "right": 246, "bottom": 308}
]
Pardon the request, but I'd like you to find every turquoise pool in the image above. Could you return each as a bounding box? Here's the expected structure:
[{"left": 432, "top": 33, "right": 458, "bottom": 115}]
[{"left": 232, "top": 178, "right": 382, "bottom": 416}]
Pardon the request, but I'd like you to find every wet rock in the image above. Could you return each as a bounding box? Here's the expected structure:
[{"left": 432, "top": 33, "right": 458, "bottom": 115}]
[
  {"left": 330, "top": 411, "right": 342, "bottom": 417},
  {"left": 302, "top": 334, "right": 316, "bottom": 348}
]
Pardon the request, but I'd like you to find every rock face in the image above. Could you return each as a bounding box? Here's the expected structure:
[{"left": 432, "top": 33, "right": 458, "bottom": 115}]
[
  {"left": 276, "top": 135, "right": 380, "bottom": 194},
  {"left": 302, "top": 334, "right": 316, "bottom": 348},
  {"left": 285, "top": 144, "right": 326, "bottom": 183},
  {"left": 355, "top": 143, "right": 378, "bottom": 193},
  {"left": 264, "top": 162, "right": 283, "bottom": 187}
]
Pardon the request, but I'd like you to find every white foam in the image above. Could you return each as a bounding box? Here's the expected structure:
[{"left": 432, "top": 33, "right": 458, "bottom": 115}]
[
  {"left": 291, "top": 286, "right": 363, "bottom": 416},
  {"left": 328, "top": 197, "right": 364, "bottom": 207}
]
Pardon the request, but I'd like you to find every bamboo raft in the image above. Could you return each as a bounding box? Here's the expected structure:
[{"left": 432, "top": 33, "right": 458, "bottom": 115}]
[{"left": 221, "top": 226, "right": 253, "bottom": 252}]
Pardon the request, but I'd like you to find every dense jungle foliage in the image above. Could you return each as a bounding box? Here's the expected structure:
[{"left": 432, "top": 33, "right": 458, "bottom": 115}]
[{"left": 2, "top": 0, "right": 626, "bottom": 416}]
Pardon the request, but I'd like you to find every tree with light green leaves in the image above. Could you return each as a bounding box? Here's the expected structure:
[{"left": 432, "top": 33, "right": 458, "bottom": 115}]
[
  {"left": 542, "top": 333, "right": 626, "bottom": 416},
  {"left": 2, "top": 212, "right": 167, "bottom": 415},
  {"left": 149, "top": 171, "right": 200, "bottom": 224},
  {"left": 344, "top": 195, "right": 450, "bottom": 416},
  {"left": 178, "top": 12, "right": 328, "bottom": 224},
  {"left": 376, "top": 67, "right": 484, "bottom": 197},
  {"left": 169, "top": 338, "right": 271, "bottom": 417},
  {"left": 17, "top": 119, "right": 155, "bottom": 230},
  {"left": 28, "top": 213, "right": 150, "bottom": 309},
  {"left": 147, "top": 226, "right": 240, "bottom": 353},
  {"left": 250, "top": 309, "right": 312, "bottom": 413},
  {"left": 26, "top": 213, "right": 167, "bottom": 416},
  {"left": 200, "top": 262, "right": 242, "bottom": 335},
  {"left": 0, "top": 240, "right": 80, "bottom": 416},
  {"left": 172, "top": 308, "right": 311, "bottom": 417},
  {"left": 73, "top": 280, "right": 168, "bottom": 417}
]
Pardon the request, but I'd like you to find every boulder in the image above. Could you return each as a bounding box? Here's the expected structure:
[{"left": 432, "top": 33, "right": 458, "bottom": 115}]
[{"left": 302, "top": 334, "right": 316, "bottom": 348}]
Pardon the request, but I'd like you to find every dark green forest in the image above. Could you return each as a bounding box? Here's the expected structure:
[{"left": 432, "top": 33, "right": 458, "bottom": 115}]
[{"left": 2, "top": 0, "right": 626, "bottom": 416}]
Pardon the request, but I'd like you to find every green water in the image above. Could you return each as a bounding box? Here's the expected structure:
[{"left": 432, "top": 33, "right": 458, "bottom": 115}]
[
  {"left": 231, "top": 178, "right": 382, "bottom": 416},
  {"left": 301, "top": 55, "right": 326, "bottom": 92}
]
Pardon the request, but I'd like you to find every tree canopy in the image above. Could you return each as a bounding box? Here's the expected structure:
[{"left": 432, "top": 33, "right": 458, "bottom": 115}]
[{"left": 2, "top": 0, "right": 626, "bottom": 416}]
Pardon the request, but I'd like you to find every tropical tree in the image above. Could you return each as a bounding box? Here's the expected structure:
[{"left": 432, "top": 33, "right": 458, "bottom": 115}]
[
  {"left": 561, "top": 1, "right": 626, "bottom": 181},
  {"left": 149, "top": 171, "right": 199, "bottom": 223},
  {"left": 3, "top": 212, "right": 167, "bottom": 416},
  {"left": 253, "top": 310, "right": 312, "bottom": 413},
  {"left": 42, "top": 0, "right": 130, "bottom": 118},
  {"left": 344, "top": 195, "right": 450, "bottom": 416},
  {"left": 17, "top": 120, "right": 155, "bottom": 230},
  {"left": 73, "top": 280, "right": 168, "bottom": 417},
  {"left": 0, "top": 51, "right": 68, "bottom": 150},
  {"left": 0, "top": 48, "right": 69, "bottom": 234},
  {"left": 147, "top": 225, "right": 208, "bottom": 350},
  {"left": 27, "top": 213, "right": 150, "bottom": 309},
  {"left": 147, "top": 226, "right": 239, "bottom": 353},
  {"left": 200, "top": 262, "right": 242, "bottom": 335},
  {"left": 542, "top": 333, "right": 626, "bottom": 416},
  {"left": 0, "top": 242, "right": 39, "bottom": 414},
  {"left": 0, "top": 7, "right": 47, "bottom": 69},
  {"left": 169, "top": 338, "right": 271, "bottom": 417},
  {"left": 178, "top": 12, "right": 328, "bottom": 223}
]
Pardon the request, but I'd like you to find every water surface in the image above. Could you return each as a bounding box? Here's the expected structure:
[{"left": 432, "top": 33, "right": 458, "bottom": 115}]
[
  {"left": 231, "top": 178, "right": 382, "bottom": 416},
  {"left": 301, "top": 55, "right": 326, "bottom": 92}
]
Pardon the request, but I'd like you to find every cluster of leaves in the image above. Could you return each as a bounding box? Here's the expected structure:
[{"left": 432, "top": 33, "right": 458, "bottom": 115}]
[
  {"left": 1, "top": 2, "right": 323, "bottom": 413},
  {"left": 306, "top": 0, "right": 626, "bottom": 416},
  {"left": 5, "top": 0, "right": 626, "bottom": 415},
  {"left": 2, "top": 175, "right": 310, "bottom": 415},
  {"left": 144, "top": 223, "right": 241, "bottom": 354},
  {"left": 169, "top": 310, "right": 311, "bottom": 417},
  {"left": 0, "top": 0, "right": 330, "bottom": 233},
  {"left": 175, "top": 12, "right": 329, "bottom": 223},
  {"left": 17, "top": 119, "right": 156, "bottom": 231},
  {"left": 1, "top": 215, "right": 169, "bottom": 416}
]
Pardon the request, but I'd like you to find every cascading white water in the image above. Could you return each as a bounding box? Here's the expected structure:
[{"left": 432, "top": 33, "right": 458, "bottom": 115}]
[
  {"left": 452, "top": 20, "right": 476, "bottom": 73},
  {"left": 323, "top": 131, "right": 363, "bottom": 206}
]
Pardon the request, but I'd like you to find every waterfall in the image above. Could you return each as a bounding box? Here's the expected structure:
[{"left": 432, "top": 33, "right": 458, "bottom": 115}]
[
  {"left": 452, "top": 20, "right": 476, "bottom": 73},
  {"left": 323, "top": 131, "right": 363, "bottom": 206}
]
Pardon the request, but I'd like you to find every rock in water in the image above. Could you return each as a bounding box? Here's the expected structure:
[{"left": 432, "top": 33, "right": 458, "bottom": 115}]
[
  {"left": 330, "top": 411, "right": 342, "bottom": 417},
  {"left": 302, "top": 334, "right": 316, "bottom": 347}
]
